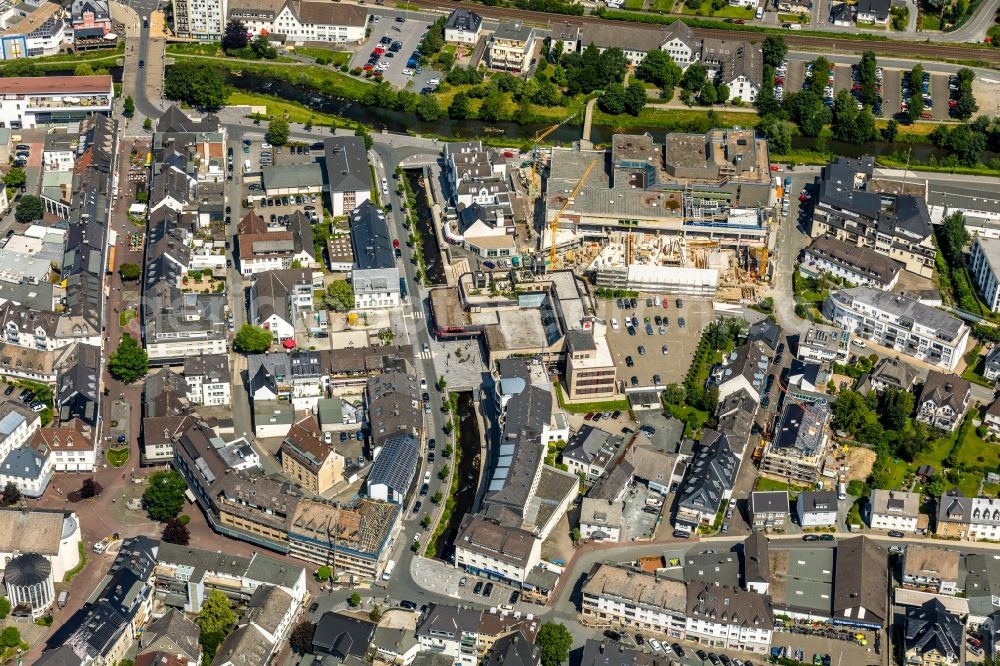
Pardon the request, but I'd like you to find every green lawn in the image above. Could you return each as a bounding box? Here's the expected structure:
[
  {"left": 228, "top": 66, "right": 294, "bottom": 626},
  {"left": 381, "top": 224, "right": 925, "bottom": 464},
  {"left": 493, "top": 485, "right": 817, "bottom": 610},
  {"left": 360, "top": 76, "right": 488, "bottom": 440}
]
[
  {"left": 778, "top": 13, "right": 809, "bottom": 22},
  {"left": 290, "top": 46, "right": 352, "bottom": 66},
  {"left": 227, "top": 91, "right": 352, "bottom": 129},
  {"left": 119, "top": 309, "right": 136, "bottom": 327},
  {"left": 666, "top": 403, "right": 709, "bottom": 438},
  {"left": 962, "top": 354, "right": 993, "bottom": 388},
  {"left": 624, "top": 0, "right": 645, "bottom": 9},
  {"left": 554, "top": 382, "right": 631, "bottom": 414},
  {"left": 754, "top": 477, "right": 809, "bottom": 497},
  {"left": 167, "top": 42, "right": 226, "bottom": 56},
  {"left": 650, "top": 0, "right": 675, "bottom": 10},
  {"left": 921, "top": 10, "right": 942, "bottom": 29},
  {"left": 680, "top": 3, "right": 753, "bottom": 17},
  {"left": 107, "top": 448, "right": 129, "bottom": 468},
  {"left": 956, "top": 423, "right": 1000, "bottom": 470}
]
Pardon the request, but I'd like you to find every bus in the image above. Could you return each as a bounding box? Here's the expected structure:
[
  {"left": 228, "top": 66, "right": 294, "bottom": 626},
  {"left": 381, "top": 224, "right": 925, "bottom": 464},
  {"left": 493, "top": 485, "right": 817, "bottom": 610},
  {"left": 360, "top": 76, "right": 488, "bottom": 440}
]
[{"left": 382, "top": 559, "right": 396, "bottom": 581}]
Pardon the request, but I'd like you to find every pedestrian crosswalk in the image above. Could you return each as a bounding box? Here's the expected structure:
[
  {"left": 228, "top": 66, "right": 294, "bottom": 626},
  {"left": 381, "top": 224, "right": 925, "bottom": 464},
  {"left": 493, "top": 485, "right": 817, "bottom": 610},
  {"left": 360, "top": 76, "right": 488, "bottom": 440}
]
[{"left": 418, "top": 350, "right": 434, "bottom": 360}]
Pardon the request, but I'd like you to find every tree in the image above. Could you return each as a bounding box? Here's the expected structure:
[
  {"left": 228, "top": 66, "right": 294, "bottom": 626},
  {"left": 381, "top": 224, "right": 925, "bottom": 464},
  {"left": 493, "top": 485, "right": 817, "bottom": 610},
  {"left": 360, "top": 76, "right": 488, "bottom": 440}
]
[
  {"left": 536, "top": 622, "right": 573, "bottom": 666},
  {"left": 421, "top": 514, "right": 431, "bottom": 528},
  {"left": 143, "top": 117, "right": 153, "bottom": 131},
  {"left": 369, "top": 604, "right": 384, "bottom": 622},
  {"left": 907, "top": 65, "right": 925, "bottom": 122},
  {"left": 1, "top": 481, "right": 20, "bottom": 506},
  {"left": 438, "top": 464, "right": 450, "bottom": 480},
  {"left": 122, "top": 95, "right": 135, "bottom": 117},
  {"left": 3, "top": 167, "right": 26, "bottom": 189},
  {"left": 233, "top": 324, "right": 273, "bottom": 353},
  {"left": 267, "top": 118, "right": 289, "bottom": 146},
  {"left": 75, "top": 63, "right": 94, "bottom": 76},
  {"left": 756, "top": 115, "right": 792, "bottom": 154},
  {"left": 80, "top": 477, "right": 99, "bottom": 499},
  {"left": 761, "top": 35, "right": 788, "bottom": 68},
  {"left": 164, "top": 62, "right": 228, "bottom": 110},
  {"left": 882, "top": 118, "right": 899, "bottom": 142},
  {"left": 197, "top": 590, "right": 236, "bottom": 661},
  {"left": 0, "top": 627, "right": 19, "bottom": 649},
  {"left": 0, "top": 597, "right": 9, "bottom": 620},
  {"left": 857, "top": 51, "right": 879, "bottom": 108},
  {"left": 681, "top": 63, "right": 707, "bottom": 93},
  {"left": 623, "top": 83, "right": 647, "bottom": 116},
  {"left": 347, "top": 592, "right": 361, "bottom": 607},
  {"left": 315, "top": 565, "right": 331, "bottom": 581},
  {"left": 416, "top": 95, "right": 443, "bottom": 121},
  {"left": 324, "top": 280, "right": 354, "bottom": 311},
  {"left": 716, "top": 83, "right": 730, "bottom": 104},
  {"left": 118, "top": 262, "right": 141, "bottom": 281},
  {"left": 108, "top": 333, "right": 148, "bottom": 383},
  {"left": 832, "top": 90, "right": 876, "bottom": 145},
  {"left": 636, "top": 49, "right": 682, "bottom": 90},
  {"left": 1, "top": 59, "right": 40, "bottom": 77},
  {"left": 598, "top": 82, "right": 625, "bottom": 115},
  {"left": 142, "top": 470, "right": 188, "bottom": 521},
  {"left": 938, "top": 212, "right": 969, "bottom": 265},
  {"left": 14, "top": 195, "right": 42, "bottom": 223},
  {"left": 222, "top": 19, "right": 249, "bottom": 51},
  {"left": 431, "top": 490, "right": 442, "bottom": 504},
  {"left": 161, "top": 517, "right": 190, "bottom": 545},
  {"left": 478, "top": 93, "right": 505, "bottom": 122},
  {"left": 571, "top": 526, "right": 581, "bottom": 545},
  {"left": 699, "top": 81, "right": 717, "bottom": 106},
  {"left": 289, "top": 620, "right": 315, "bottom": 654},
  {"left": 807, "top": 56, "right": 831, "bottom": 94},
  {"left": 448, "top": 92, "right": 471, "bottom": 120}
]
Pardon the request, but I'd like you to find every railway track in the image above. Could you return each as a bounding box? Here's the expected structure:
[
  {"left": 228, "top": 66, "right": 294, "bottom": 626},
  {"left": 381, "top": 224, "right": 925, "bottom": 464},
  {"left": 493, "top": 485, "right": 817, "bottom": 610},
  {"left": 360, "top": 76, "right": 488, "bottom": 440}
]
[{"left": 405, "top": 0, "right": 1000, "bottom": 64}]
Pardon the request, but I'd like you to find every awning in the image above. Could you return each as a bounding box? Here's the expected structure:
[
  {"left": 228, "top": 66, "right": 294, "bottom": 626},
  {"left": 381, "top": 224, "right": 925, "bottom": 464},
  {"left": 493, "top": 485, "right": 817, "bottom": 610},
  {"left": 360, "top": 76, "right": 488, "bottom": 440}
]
[{"left": 282, "top": 339, "right": 296, "bottom": 349}]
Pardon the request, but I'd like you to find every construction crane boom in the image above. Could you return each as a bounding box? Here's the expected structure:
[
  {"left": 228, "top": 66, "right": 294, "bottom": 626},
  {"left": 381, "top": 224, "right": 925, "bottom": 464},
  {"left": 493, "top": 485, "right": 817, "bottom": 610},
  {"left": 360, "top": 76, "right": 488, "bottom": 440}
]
[
  {"left": 531, "top": 113, "right": 577, "bottom": 193},
  {"left": 549, "top": 158, "right": 598, "bottom": 267}
]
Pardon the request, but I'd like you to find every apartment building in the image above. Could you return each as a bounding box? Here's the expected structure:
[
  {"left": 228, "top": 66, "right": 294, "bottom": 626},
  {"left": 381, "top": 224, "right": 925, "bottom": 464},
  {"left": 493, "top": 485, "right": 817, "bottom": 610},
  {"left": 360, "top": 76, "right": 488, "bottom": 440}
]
[
  {"left": 182, "top": 354, "right": 230, "bottom": 406},
  {"left": 904, "top": 599, "right": 963, "bottom": 666},
  {"left": 716, "top": 340, "right": 771, "bottom": 402},
  {"left": 562, "top": 425, "right": 623, "bottom": 480},
  {"left": 279, "top": 416, "right": 343, "bottom": 495},
  {"left": 797, "top": 327, "right": 850, "bottom": 364},
  {"left": 270, "top": 1, "right": 366, "bottom": 43},
  {"left": 685, "top": 582, "right": 773, "bottom": 654},
  {"left": 581, "top": 563, "right": 688, "bottom": 638},
  {"left": 564, "top": 329, "right": 617, "bottom": 401},
  {"left": 809, "top": 157, "right": 936, "bottom": 278},
  {"left": 824, "top": 287, "right": 970, "bottom": 372},
  {"left": 488, "top": 20, "right": 535, "bottom": 72},
  {"left": 800, "top": 235, "right": 903, "bottom": 290},
  {"left": 761, "top": 398, "right": 831, "bottom": 485},
  {"left": 936, "top": 491, "right": 1000, "bottom": 541},
  {"left": 902, "top": 545, "right": 959, "bottom": 595},
  {"left": 349, "top": 201, "right": 400, "bottom": 310},
  {"left": 173, "top": 0, "right": 226, "bottom": 40},
  {"left": 675, "top": 429, "right": 739, "bottom": 531},
  {"left": 869, "top": 489, "right": 920, "bottom": 533},
  {"left": 970, "top": 236, "right": 1000, "bottom": 312},
  {"left": 749, "top": 491, "right": 789, "bottom": 531},
  {"left": 248, "top": 268, "right": 315, "bottom": 341},
  {"left": 797, "top": 491, "right": 839, "bottom": 528},
  {"left": 323, "top": 137, "right": 371, "bottom": 217},
  {"left": 454, "top": 514, "right": 541, "bottom": 585},
  {"left": 444, "top": 8, "right": 481, "bottom": 44}
]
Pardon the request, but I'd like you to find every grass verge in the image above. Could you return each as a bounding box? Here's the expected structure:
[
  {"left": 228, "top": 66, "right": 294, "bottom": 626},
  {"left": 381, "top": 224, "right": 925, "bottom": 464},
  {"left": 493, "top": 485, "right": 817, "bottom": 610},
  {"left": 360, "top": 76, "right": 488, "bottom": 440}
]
[
  {"left": 63, "top": 542, "right": 87, "bottom": 583},
  {"left": 107, "top": 448, "right": 129, "bottom": 468},
  {"left": 425, "top": 393, "right": 461, "bottom": 559},
  {"left": 227, "top": 91, "right": 352, "bottom": 129},
  {"left": 553, "top": 381, "right": 631, "bottom": 414}
]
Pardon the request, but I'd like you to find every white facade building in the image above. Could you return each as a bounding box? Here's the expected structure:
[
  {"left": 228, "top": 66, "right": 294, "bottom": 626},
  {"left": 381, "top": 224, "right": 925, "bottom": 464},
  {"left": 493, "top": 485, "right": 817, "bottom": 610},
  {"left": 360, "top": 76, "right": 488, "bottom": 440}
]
[
  {"left": 824, "top": 287, "right": 970, "bottom": 372},
  {"left": 869, "top": 489, "right": 920, "bottom": 533},
  {"left": 0, "top": 75, "right": 113, "bottom": 129},
  {"left": 970, "top": 236, "right": 1000, "bottom": 313},
  {"left": 173, "top": 0, "right": 226, "bottom": 40},
  {"left": 270, "top": 2, "right": 367, "bottom": 44}
]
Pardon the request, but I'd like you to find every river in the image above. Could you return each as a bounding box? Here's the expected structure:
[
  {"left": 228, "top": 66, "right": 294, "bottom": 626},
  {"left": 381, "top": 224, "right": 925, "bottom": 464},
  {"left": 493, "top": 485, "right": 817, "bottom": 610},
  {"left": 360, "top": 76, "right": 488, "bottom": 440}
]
[
  {"left": 432, "top": 391, "right": 481, "bottom": 562},
  {"left": 223, "top": 72, "right": 987, "bottom": 163},
  {"left": 405, "top": 169, "right": 447, "bottom": 286}
]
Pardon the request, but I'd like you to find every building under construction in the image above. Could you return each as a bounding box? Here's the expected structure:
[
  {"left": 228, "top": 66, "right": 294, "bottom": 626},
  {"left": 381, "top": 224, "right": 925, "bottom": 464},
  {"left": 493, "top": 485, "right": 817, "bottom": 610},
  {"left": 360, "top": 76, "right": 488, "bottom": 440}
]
[{"left": 287, "top": 497, "right": 400, "bottom": 580}]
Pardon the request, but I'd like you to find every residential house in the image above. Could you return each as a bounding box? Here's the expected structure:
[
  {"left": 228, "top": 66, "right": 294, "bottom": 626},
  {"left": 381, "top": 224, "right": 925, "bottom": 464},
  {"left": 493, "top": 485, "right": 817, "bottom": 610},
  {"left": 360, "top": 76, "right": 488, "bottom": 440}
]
[
  {"left": 747, "top": 319, "right": 782, "bottom": 352},
  {"left": 833, "top": 536, "right": 888, "bottom": 628},
  {"left": 561, "top": 425, "right": 623, "bottom": 480},
  {"left": 366, "top": 432, "right": 418, "bottom": 503},
  {"left": 280, "top": 416, "right": 344, "bottom": 495},
  {"left": 312, "top": 611, "right": 375, "bottom": 660},
  {"left": 904, "top": 599, "right": 963, "bottom": 666},
  {"left": 824, "top": 287, "right": 969, "bottom": 372},
  {"left": 444, "top": 8, "right": 481, "bottom": 44},
  {"left": 902, "top": 545, "right": 960, "bottom": 595},
  {"left": 415, "top": 604, "right": 481, "bottom": 666},
  {"left": 0, "top": 400, "right": 40, "bottom": 461},
  {"left": 674, "top": 429, "right": 739, "bottom": 531},
  {"left": 830, "top": 3, "right": 854, "bottom": 25},
  {"left": 488, "top": 21, "right": 535, "bottom": 72},
  {"left": 269, "top": 2, "right": 368, "bottom": 44},
  {"left": 0, "top": 443, "right": 52, "bottom": 497},
  {"left": 936, "top": 491, "right": 1000, "bottom": 542},
  {"left": 581, "top": 563, "right": 688, "bottom": 638},
  {"left": 238, "top": 229, "right": 313, "bottom": 277},
  {"left": 855, "top": 0, "right": 891, "bottom": 23},
  {"left": 182, "top": 354, "right": 230, "bottom": 407},
  {"left": 579, "top": 496, "right": 624, "bottom": 542},
  {"left": 869, "top": 489, "right": 920, "bottom": 533},
  {"left": 742, "top": 531, "right": 770, "bottom": 595},
  {"left": 857, "top": 356, "right": 919, "bottom": 395},
  {"left": 365, "top": 370, "right": 422, "bottom": 451},
  {"left": 483, "top": 631, "right": 540, "bottom": 666},
  {"left": 249, "top": 268, "right": 315, "bottom": 342},
  {"left": 985, "top": 397, "right": 1000, "bottom": 437},
  {"left": 916, "top": 371, "right": 971, "bottom": 432},
  {"left": 371, "top": 626, "right": 420, "bottom": 666},
  {"left": 797, "top": 490, "right": 839, "bottom": 528},
  {"left": 716, "top": 340, "right": 771, "bottom": 402},
  {"left": 139, "top": 609, "right": 203, "bottom": 665},
  {"left": 749, "top": 491, "right": 789, "bottom": 532}
]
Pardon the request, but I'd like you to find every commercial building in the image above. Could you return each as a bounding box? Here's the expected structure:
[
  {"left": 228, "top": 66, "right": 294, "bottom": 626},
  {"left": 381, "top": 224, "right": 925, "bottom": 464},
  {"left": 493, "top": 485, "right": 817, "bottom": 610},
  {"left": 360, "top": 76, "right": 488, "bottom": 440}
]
[
  {"left": 685, "top": 581, "right": 773, "bottom": 654},
  {"left": 833, "top": 536, "right": 888, "bottom": 628},
  {"left": 970, "top": 236, "right": 1000, "bottom": 312},
  {"left": 0, "top": 3, "right": 68, "bottom": 60},
  {"left": 238, "top": 229, "right": 314, "bottom": 277},
  {"left": 366, "top": 432, "right": 418, "bottom": 503},
  {"left": 902, "top": 545, "right": 959, "bottom": 595},
  {"left": 760, "top": 398, "right": 831, "bottom": 485},
  {"left": 182, "top": 354, "right": 230, "bottom": 406},
  {"left": 323, "top": 137, "right": 371, "bottom": 217},
  {"left": 809, "top": 157, "right": 935, "bottom": 278},
  {"left": 800, "top": 235, "right": 903, "bottom": 290},
  {"left": 869, "top": 489, "right": 920, "bottom": 533},
  {"left": 287, "top": 498, "right": 398, "bottom": 579},
  {"left": 0, "top": 74, "right": 112, "bottom": 129},
  {"left": 415, "top": 604, "right": 481, "bottom": 666},
  {"left": 824, "top": 287, "right": 970, "bottom": 372},
  {"left": 365, "top": 370, "right": 422, "bottom": 452},
  {"left": 564, "top": 329, "right": 617, "bottom": 401},
  {"left": 349, "top": 201, "right": 400, "bottom": 310},
  {"left": 562, "top": 425, "right": 623, "bottom": 480},
  {"left": 581, "top": 563, "right": 688, "bottom": 638},
  {"left": 173, "top": 0, "right": 226, "bottom": 40},
  {"left": 0, "top": 508, "right": 81, "bottom": 582},
  {"left": 454, "top": 514, "right": 541, "bottom": 585},
  {"left": 71, "top": 0, "right": 112, "bottom": 43},
  {"left": 279, "top": 416, "right": 343, "bottom": 495},
  {"left": 248, "top": 268, "right": 316, "bottom": 341}
]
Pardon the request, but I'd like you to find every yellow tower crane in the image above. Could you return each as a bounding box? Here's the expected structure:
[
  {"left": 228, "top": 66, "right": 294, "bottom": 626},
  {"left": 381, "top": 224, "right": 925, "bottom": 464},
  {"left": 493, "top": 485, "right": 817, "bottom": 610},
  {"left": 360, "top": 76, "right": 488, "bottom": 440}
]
[
  {"left": 549, "top": 158, "right": 598, "bottom": 268},
  {"left": 530, "top": 114, "right": 578, "bottom": 193}
]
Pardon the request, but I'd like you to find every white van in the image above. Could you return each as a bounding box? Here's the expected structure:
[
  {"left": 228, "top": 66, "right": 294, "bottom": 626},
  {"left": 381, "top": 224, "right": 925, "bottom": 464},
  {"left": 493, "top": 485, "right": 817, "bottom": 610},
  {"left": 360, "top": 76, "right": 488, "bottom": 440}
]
[
  {"left": 755, "top": 5, "right": 764, "bottom": 19},
  {"left": 382, "top": 559, "right": 396, "bottom": 580},
  {"left": 244, "top": 159, "right": 252, "bottom": 173}
]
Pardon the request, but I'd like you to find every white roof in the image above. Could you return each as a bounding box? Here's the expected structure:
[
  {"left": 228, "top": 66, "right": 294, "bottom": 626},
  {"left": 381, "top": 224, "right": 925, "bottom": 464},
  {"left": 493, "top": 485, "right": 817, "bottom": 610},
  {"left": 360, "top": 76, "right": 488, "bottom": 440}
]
[{"left": 626, "top": 264, "right": 719, "bottom": 288}]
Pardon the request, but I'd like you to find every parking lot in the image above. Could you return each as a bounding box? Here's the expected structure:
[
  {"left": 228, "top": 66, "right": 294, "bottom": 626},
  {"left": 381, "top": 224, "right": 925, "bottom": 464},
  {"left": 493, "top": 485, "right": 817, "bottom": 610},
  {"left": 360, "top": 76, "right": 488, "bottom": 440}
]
[
  {"left": 772, "top": 627, "right": 883, "bottom": 666},
  {"left": 599, "top": 298, "right": 717, "bottom": 390},
  {"left": 239, "top": 139, "right": 327, "bottom": 223},
  {"left": 349, "top": 14, "right": 440, "bottom": 90},
  {"left": 621, "top": 483, "right": 664, "bottom": 541},
  {"left": 931, "top": 73, "right": 950, "bottom": 120},
  {"left": 882, "top": 69, "right": 902, "bottom": 120}
]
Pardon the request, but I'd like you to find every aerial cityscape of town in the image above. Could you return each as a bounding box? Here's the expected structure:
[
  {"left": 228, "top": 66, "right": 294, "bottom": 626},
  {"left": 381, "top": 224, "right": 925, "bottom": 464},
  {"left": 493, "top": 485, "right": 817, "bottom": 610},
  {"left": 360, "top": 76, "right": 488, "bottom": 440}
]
[{"left": 0, "top": 0, "right": 995, "bottom": 663}]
